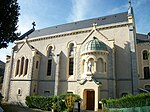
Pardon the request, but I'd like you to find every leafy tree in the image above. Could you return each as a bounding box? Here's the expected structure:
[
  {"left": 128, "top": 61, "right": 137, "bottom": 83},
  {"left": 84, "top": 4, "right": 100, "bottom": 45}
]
[{"left": 0, "top": 0, "right": 20, "bottom": 48}]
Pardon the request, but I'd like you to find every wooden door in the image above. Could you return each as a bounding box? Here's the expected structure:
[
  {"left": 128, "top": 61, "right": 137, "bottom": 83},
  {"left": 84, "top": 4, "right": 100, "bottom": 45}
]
[{"left": 86, "top": 90, "right": 95, "bottom": 110}]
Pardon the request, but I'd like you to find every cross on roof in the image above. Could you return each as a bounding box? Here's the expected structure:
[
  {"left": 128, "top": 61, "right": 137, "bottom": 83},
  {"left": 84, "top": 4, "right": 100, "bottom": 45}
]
[{"left": 32, "top": 22, "right": 36, "bottom": 29}]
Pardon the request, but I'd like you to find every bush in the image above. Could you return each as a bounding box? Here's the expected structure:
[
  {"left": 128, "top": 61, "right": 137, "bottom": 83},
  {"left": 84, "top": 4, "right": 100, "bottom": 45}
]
[
  {"left": 25, "top": 95, "right": 53, "bottom": 110},
  {"left": 104, "top": 93, "right": 150, "bottom": 108},
  {"left": 25, "top": 93, "right": 81, "bottom": 112}
]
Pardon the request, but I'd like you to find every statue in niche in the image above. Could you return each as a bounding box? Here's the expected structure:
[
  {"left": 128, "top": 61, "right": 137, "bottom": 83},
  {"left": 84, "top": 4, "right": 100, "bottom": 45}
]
[{"left": 88, "top": 60, "right": 92, "bottom": 72}]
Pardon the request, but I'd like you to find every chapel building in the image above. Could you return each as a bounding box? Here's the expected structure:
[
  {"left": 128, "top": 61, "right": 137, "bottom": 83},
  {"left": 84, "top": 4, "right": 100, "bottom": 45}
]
[{"left": 2, "top": 2, "right": 150, "bottom": 111}]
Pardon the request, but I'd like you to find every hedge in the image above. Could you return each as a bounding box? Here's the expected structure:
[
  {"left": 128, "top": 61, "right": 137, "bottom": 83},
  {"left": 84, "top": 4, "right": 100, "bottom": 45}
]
[
  {"left": 26, "top": 95, "right": 53, "bottom": 110},
  {"left": 25, "top": 93, "right": 81, "bottom": 112},
  {"left": 103, "top": 93, "right": 150, "bottom": 108}
]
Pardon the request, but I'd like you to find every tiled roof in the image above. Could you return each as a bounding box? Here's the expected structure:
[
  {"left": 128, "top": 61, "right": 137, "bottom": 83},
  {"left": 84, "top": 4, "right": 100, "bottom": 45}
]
[
  {"left": 21, "top": 12, "right": 128, "bottom": 39},
  {"left": 82, "top": 37, "right": 107, "bottom": 53},
  {"left": 136, "top": 33, "right": 149, "bottom": 43}
]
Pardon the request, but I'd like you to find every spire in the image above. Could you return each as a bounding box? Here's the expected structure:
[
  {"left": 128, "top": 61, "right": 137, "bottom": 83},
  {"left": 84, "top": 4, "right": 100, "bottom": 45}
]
[{"left": 128, "top": 0, "right": 133, "bottom": 16}]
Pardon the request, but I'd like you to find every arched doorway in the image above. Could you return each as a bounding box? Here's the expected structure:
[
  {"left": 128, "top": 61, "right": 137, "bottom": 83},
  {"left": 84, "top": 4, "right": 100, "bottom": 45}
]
[{"left": 84, "top": 89, "right": 95, "bottom": 110}]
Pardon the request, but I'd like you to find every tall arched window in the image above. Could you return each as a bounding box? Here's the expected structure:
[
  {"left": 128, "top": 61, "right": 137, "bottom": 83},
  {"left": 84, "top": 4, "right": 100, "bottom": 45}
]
[
  {"left": 36, "top": 61, "right": 39, "bottom": 69},
  {"left": 15, "top": 60, "right": 20, "bottom": 76},
  {"left": 47, "top": 46, "right": 53, "bottom": 76},
  {"left": 24, "top": 59, "right": 29, "bottom": 76},
  {"left": 69, "top": 43, "right": 74, "bottom": 75},
  {"left": 97, "top": 58, "right": 103, "bottom": 72},
  {"left": 20, "top": 57, "right": 24, "bottom": 76},
  {"left": 143, "top": 50, "right": 148, "bottom": 60},
  {"left": 82, "top": 60, "right": 85, "bottom": 74},
  {"left": 144, "top": 67, "right": 150, "bottom": 79}
]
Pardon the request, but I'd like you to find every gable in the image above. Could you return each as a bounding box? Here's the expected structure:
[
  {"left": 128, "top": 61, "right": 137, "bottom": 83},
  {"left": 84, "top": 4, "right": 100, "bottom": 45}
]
[{"left": 14, "top": 42, "right": 34, "bottom": 59}]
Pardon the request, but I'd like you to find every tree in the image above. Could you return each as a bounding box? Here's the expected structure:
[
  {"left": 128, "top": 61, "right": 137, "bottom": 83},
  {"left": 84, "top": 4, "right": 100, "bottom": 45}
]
[{"left": 0, "top": 0, "right": 20, "bottom": 48}]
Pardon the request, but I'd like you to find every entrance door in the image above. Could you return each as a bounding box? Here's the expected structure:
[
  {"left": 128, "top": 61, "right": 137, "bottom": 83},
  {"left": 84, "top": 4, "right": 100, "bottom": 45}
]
[{"left": 86, "top": 90, "right": 95, "bottom": 110}]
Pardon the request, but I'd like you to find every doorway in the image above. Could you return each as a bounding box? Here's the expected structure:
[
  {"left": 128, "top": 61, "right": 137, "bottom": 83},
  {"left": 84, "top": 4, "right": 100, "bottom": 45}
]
[{"left": 86, "top": 90, "right": 95, "bottom": 110}]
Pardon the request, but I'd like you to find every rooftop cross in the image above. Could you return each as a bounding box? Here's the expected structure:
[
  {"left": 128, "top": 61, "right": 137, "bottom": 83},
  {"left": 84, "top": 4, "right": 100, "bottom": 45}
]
[{"left": 32, "top": 22, "right": 36, "bottom": 29}]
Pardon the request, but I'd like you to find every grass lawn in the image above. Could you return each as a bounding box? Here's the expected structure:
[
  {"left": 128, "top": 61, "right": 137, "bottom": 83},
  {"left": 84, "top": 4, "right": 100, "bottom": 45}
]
[{"left": 1, "top": 103, "right": 46, "bottom": 112}]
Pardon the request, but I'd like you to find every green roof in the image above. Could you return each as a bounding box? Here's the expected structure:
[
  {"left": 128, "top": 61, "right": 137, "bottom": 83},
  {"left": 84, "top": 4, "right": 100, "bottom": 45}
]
[{"left": 82, "top": 37, "right": 107, "bottom": 52}]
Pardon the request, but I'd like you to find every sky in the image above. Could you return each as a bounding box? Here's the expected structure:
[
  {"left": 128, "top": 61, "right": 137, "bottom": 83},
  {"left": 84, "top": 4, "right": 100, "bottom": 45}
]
[{"left": 0, "top": 0, "right": 150, "bottom": 62}]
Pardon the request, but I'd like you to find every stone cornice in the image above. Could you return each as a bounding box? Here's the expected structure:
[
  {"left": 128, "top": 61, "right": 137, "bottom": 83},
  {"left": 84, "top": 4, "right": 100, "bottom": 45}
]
[
  {"left": 81, "top": 50, "right": 109, "bottom": 56},
  {"left": 15, "top": 22, "right": 129, "bottom": 44}
]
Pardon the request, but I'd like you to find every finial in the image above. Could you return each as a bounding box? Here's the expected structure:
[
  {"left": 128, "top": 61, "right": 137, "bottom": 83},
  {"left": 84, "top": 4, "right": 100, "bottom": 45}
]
[
  {"left": 128, "top": 0, "right": 133, "bottom": 16},
  {"left": 92, "top": 23, "right": 97, "bottom": 30},
  {"left": 128, "top": 0, "right": 131, "bottom": 8},
  {"left": 32, "top": 22, "right": 36, "bottom": 29}
]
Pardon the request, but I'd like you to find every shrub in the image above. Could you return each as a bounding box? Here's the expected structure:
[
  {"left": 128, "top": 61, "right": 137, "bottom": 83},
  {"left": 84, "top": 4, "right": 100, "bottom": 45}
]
[
  {"left": 25, "top": 95, "right": 53, "bottom": 110},
  {"left": 104, "top": 93, "right": 150, "bottom": 108},
  {"left": 25, "top": 93, "right": 81, "bottom": 112}
]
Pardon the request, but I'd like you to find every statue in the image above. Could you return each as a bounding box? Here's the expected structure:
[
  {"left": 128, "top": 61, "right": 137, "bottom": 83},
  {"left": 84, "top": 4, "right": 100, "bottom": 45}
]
[{"left": 88, "top": 61, "right": 92, "bottom": 72}]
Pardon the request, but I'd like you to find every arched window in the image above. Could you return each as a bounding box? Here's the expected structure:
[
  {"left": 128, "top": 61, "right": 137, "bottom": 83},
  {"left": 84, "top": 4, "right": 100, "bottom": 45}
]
[
  {"left": 47, "top": 46, "right": 53, "bottom": 76},
  {"left": 69, "top": 43, "right": 74, "bottom": 75},
  {"left": 144, "top": 67, "right": 150, "bottom": 79},
  {"left": 17, "top": 88, "right": 22, "bottom": 96},
  {"left": 36, "top": 61, "right": 39, "bottom": 69},
  {"left": 24, "top": 59, "right": 29, "bottom": 76},
  {"left": 82, "top": 60, "right": 85, "bottom": 74},
  {"left": 20, "top": 57, "right": 24, "bottom": 76},
  {"left": 97, "top": 58, "right": 103, "bottom": 72},
  {"left": 143, "top": 50, "right": 148, "bottom": 60},
  {"left": 15, "top": 60, "right": 20, "bottom": 76},
  {"left": 97, "top": 58, "right": 106, "bottom": 73},
  {"left": 104, "top": 62, "right": 107, "bottom": 72}
]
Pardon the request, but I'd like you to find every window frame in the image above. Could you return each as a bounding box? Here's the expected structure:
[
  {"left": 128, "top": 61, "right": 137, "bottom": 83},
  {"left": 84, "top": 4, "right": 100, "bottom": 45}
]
[
  {"left": 144, "top": 66, "right": 150, "bottom": 79},
  {"left": 68, "top": 43, "right": 74, "bottom": 75},
  {"left": 17, "top": 88, "right": 22, "bottom": 96},
  {"left": 15, "top": 59, "right": 20, "bottom": 76},
  {"left": 143, "top": 50, "right": 148, "bottom": 60},
  {"left": 46, "top": 46, "right": 53, "bottom": 76}
]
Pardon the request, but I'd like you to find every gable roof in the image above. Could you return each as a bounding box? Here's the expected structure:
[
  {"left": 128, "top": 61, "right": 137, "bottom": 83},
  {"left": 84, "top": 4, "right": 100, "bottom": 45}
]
[{"left": 20, "top": 12, "right": 128, "bottom": 39}]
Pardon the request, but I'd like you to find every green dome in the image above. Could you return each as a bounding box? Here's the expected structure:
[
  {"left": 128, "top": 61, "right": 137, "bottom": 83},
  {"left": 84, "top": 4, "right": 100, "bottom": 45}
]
[{"left": 82, "top": 37, "right": 107, "bottom": 52}]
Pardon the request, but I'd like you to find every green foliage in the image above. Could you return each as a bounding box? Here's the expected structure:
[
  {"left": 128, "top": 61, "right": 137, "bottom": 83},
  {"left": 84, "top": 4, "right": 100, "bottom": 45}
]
[
  {"left": 59, "top": 93, "right": 81, "bottom": 102},
  {"left": 25, "top": 95, "right": 53, "bottom": 110},
  {"left": 0, "top": 0, "right": 20, "bottom": 48},
  {"left": 104, "top": 93, "right": 150, "bottom": 108},
  {"left": 25, "top": 93, "right": 81, "bottom": 112},
  {"left": 65, "top": 95, "right": 76, "bottom": 111}
]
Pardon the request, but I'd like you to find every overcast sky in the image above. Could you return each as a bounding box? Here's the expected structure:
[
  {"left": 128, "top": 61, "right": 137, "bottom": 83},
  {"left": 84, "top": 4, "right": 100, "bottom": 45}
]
[{"left": 0, "top": 0, "right": 150, "bottom": 62}]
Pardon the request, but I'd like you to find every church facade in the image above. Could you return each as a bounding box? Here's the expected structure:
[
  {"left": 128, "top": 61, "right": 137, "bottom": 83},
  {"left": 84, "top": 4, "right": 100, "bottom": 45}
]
[{"left": 2, "top": 4, "right": 150, "bottom": 111}]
